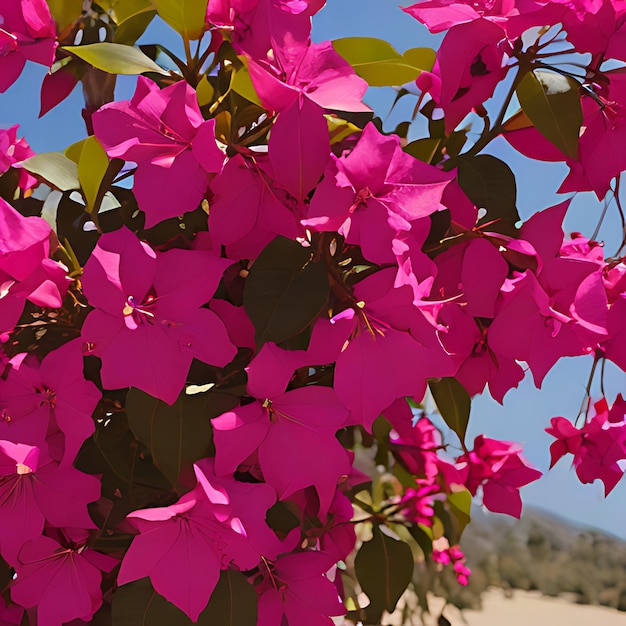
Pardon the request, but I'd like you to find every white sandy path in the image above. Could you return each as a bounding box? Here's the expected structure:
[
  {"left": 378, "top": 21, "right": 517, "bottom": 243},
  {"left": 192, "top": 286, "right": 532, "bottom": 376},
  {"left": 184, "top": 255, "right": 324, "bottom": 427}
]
[
  {"left": 336, "top": 589, "right": 626, "bottom": 625},
  {"left": 426, "top": 589, "right": 626, "bottom": 626}
]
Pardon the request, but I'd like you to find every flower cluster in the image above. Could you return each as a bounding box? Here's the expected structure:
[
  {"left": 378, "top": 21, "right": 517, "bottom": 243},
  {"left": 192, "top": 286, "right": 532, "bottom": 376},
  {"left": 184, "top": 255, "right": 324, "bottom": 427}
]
[{"left": 0, "top": 0, "right": 625, "bottom": 624}]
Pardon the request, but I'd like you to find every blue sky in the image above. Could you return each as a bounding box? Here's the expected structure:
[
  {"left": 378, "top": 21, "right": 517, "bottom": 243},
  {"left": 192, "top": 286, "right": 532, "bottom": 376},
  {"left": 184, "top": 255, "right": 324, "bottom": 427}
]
[{"left": 1, "top": 0, "right": 625, "bottom": 537}]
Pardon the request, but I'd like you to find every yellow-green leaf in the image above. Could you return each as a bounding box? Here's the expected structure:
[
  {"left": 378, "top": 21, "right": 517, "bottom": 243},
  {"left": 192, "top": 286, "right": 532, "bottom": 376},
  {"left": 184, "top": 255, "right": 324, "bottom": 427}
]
[
  {"left": 516, "top": 69, "right": 582, "bottom": 160},
  {"left": 47, "top": 0, "right": 82, "bottom": 31},
  {"left": 333, "top": 37, "right": 435, "bottom": 87},
  {"left": 20, "top": 153, "right": 79, "bottom": 191},
  {"left": 98, "top": 0, "right": 154, "bottom": 24},
  {"left": 62, "top": 42, "right": 168, "bottom": 75},
  {"left": 152, "top": 0, "right": 209, "bottom": 40},
  {"left": 231, "top": 65, "right": 262, "bottom": 107},
  {"left": 78, "top": 137, "right": 110, "bottom": 213},
  {"left": 326, "top": 115, "right": 362, "bottom": 145},
  {"left": 196, "top": 75, "right": 215, "bottom": 107},
  {"left": 64, "top": 138, "right": 88, "bottom": 165}
]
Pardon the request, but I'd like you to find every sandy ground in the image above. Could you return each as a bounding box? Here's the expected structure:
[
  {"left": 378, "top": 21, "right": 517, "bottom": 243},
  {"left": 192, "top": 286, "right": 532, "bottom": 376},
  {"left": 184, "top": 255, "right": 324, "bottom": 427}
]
[
  {"left": 430, "top": 589, "right": 626, "bottom": 626},
  {"left": 336, "top": 589, "right": 626, "bottom": 625}
]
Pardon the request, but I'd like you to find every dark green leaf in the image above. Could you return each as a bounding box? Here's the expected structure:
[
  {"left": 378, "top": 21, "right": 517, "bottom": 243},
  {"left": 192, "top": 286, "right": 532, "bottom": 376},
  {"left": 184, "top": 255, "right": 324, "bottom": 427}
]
[
  {"left": 125, "top": 387, "right": 239, "bottom": 487},
  {"left": 404, "top": 138, "right": 441, "bottom": 163},
  {"left": 112, "top": 578, "right": 192, "bottom": 626},
  {"left": 355, "top": 525, "right": 414, "bottom": 620},
  {"left": 408, "top": 524, "right": 433, "bottom": 558},
  {"left": 113, "top": 573, "right": 257, "bottom": 626},
  {"left": 243, "top": 236, "right": 329, "bottom": 348},
  {"left": 516, "top": 69, "right": 581, "bottom": 160},
  {"left": 428, "top": 377, "right": 470, "bottom": 445},
  {"left": 204, "top": 570, "right": 258, "bottom": 626},
  {"left": 457, "top": 154, "right": 519, "bottom": 234}
]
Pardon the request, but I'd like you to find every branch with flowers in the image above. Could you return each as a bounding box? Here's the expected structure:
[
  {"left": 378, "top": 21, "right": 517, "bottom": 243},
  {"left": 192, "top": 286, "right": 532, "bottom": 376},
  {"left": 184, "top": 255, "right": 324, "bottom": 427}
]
[{"left": 1, "top": 0, "right": 626, "bottom": 624}]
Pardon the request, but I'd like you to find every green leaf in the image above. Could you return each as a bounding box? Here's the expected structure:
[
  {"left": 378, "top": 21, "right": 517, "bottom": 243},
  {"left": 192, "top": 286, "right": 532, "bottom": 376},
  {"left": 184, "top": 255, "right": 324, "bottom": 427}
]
[
  {"left": 125, "top": 387, "right": 238, "bottom": 487},
  {"left": 404, "top": 138, "right": 441, "bottom": 163},
  {"left": 428, "top": 377, "right": 470, "bottom": 445},
  {"left": 112, "top": 578, "right": 193, "bottom": 626},
  {"left": 115, "top": 9, "right": 158, "bottom": 45},
  {"left": 196, "top": 75, "right": 215, "bottom": 107},
  {"left": 355, "top": 525, "right": 414, "bottom": 620},
  {"left": 98, "top": 0, "right": 153, "bottom": 22},
  {"left": 516, "top": 70, "right": 581, "bottom": 160},
  {"left": 457, "top": 154, "right": 519, "bottom": 234},
  {"left": 152, "top": 0, "right": 209, "bottom": 40},
  {"left": 204, "top": 570, "right": 258, "bottom": 626},
  {"left": 326, "top": 115, "right": 362, "bottom": 145},
  {"left": 47, "top": 0, "right": 82, "bottom": 30},
  {"left": 20, "top": 152, "right": 80, "bottom": 191},
  {"left": 243, "top": 236, "right": 329, "bottom": 348},
  {"left": 332, "top": 37, "right": 435, "bottom": 87},
  {"left": 231, "top": 64, "right": 263, "bottom": 107},
  {"left": 62, "top": 42, "right": 168, "bottom": 75},
  {"left": 447, "top": 488, "right": 472, "bottom": 536},
  {"left": 77, "top": 136, "right": 110, "bottom": 213},
  {"left": 112, "top": 574, "right": 257, "bottom": 626}
]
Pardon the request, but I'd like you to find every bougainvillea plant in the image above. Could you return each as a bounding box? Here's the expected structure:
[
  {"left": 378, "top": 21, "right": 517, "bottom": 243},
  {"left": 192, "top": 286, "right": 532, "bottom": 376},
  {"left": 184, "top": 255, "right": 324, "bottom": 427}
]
[{"left": 1, "top": 0, "right": 626, "bottom": 624}]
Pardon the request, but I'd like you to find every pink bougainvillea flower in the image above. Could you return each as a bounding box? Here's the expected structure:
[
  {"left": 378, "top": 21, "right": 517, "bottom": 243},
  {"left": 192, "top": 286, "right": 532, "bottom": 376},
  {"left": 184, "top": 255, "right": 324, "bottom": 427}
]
[
  {"left": 212, "top": 386, "right": 351, "bottom": 517},
  {"left": 304, "top": 122, "right": 453, "bottom": 265},
  {"left": 207, "top": 0, "right": 325, "bottom": 61},
  {"left": 0, "top": 441, "right": 99, "bottom": 566},
  {"left": 403, "top": 0, "right": 566, "bottom": 38},
  {"left": 559, "top": 69, "right": 626, "bottom": 198},
  {"left": 0, "top": 125, "right": 36, "bottom": 189},
  {"left": 546, "top": 397, "right": 626, "bottom": 495},
  {"left": 268, "top": 96, "right": 331, "bottom": 200},
  {"left": 256, "top": 551, "right": 345, "bottom": 626},
  {"left": 0, "top": 340, "right": 100, "bottom": 466},
  {"left": 118, "top": 468, "right": 281, "bottom": 621},
  {"left": 208, "top": 153, "right": 304, "bottom": 259},
  {"left": 248, "top": 39, "right": 369, "bottom": 113},
  {"left": 0, "top": 197, "right": 70, "bottom": 335},
  {"left": 246, "top": 316, "right": 353, "bottom": 399},
  {"left": 81, "top": 227, "right": 236, "bottom": 404},
  {"left": 416, "top": 19, "right": 508, "bottom": 133},
  {"left": 92, "top": 77, "right": 226, "bottom": 227},
  {"left": 0, "top": 0, "right": 57, "bottom": 93},
  {"left": 432, "top": 538, "right": 471, "bottom": 585},
  {"left": 457, "top": 435, "right": 541, "bottom": 517},
  {"left": 333, "top": 269, "right": 469, "bottom": 428},
  {"left": 193, "top": 458, "right": 299, "bottom": 559},
  {"left": 11, "top": 535, "right": 116, "bottom": 626}
]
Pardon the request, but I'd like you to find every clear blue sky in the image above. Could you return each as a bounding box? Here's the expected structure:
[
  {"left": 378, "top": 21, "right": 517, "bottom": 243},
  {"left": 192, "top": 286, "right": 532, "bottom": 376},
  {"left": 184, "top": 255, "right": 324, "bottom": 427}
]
[{"left": 1, "top": 0, "right": 625, "bottom": 537}]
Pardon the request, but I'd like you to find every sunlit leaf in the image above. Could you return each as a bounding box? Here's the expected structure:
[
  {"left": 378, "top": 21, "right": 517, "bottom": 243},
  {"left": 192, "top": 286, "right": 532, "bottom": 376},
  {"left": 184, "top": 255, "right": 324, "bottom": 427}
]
[
  {"left": 20, "top": 152, "right": 80, "bottom": 191},
  {"left": 196, "top": 75, "right": 215, "bottom": 107},
  {"left": 62, "top": 42, "right": 168, "bottom": 75},
  {"left": 516, "top": 70, "right": 582, "bottom": 160},
  {"left": 333, "top": 37, "right": 435, "bottom": 86},
  {"left": 152, "top": 0, "right": 209, "bottom": 40},
  {"left": 47, "top": 0, "right": 82, "bottom": 31},
  {"left": 77, "top": 136, "right": 110, "bottom": 213}
]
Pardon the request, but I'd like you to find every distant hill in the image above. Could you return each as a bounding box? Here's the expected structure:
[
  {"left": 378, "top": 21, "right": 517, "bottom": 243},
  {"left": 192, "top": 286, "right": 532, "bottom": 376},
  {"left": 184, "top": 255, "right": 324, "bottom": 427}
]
[{"left": 456, "top": 506, "right": 626, "bottom": 611}]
